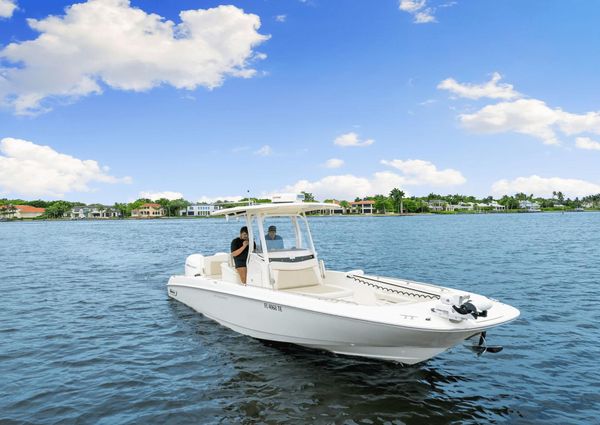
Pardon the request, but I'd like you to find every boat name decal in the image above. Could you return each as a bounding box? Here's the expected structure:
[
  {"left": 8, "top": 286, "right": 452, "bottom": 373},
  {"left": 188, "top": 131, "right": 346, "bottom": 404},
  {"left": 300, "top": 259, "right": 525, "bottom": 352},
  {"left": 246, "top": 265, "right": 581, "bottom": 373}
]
[{"left": 264, "top": 302, "right": 283, "bottom": 312}]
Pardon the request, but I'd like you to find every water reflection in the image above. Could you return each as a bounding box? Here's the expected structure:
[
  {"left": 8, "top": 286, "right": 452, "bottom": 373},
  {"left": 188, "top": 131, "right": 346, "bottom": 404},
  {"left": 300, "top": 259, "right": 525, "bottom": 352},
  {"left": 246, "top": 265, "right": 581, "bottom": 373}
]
[{"left": 169, "top": 301, "right": 512, "bottom": 424}]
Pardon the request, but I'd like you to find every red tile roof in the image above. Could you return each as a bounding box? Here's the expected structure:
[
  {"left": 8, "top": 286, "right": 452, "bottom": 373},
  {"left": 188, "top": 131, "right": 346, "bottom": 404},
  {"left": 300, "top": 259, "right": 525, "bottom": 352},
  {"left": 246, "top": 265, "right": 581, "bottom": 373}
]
[
  {"left": 13, "top": 205, "right": 45, "bottom": 213},
  {"left": 142, "top": 203, "right": 162, "bottom": 208}
]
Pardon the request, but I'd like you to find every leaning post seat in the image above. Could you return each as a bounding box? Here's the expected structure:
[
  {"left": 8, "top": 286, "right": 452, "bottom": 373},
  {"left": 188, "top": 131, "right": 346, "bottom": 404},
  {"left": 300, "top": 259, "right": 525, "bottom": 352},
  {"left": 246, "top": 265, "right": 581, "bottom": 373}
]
[{"left": 269, "top": 257, "right": 323, "bottom": 290}]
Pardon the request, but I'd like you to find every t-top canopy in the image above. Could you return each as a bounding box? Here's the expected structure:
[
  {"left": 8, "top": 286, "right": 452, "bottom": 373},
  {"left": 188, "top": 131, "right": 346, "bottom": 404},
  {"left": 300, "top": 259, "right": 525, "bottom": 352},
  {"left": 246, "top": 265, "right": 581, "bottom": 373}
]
[{"left": 211, "top": 202, "right": 340, "bottom": 217}]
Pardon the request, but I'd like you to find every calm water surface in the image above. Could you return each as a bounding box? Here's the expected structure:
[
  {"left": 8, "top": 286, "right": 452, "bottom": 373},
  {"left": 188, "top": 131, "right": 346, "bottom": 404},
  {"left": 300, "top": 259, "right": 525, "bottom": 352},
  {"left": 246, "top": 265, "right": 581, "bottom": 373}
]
[{"left": 1, "top": 213, "right": 599, "bottom": 424}]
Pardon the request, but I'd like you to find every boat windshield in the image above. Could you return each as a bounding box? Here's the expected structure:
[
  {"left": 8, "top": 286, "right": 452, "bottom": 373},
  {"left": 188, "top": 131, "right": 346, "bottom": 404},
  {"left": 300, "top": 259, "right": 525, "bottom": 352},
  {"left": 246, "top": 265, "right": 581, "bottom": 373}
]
[{"left": 255, "top": 215, "right": 314, "bottom": 254}]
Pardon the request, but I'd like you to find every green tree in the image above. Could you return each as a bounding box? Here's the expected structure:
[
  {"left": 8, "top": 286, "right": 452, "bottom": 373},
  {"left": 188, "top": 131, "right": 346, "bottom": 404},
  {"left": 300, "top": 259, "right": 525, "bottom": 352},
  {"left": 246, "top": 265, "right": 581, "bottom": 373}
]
[
  {"left": 373, "top": 194, "right": 393, "bottom": 214},
  {"left": 301, "top": 192, "right": 316, "bottom": 202},
  {"left": 44, "top": 201, "right": 71, "bottom": 219},
  {"left": 114, "top": 202, "right": 128, "bottom": 218},
  {"left": 389, "top": 188, "right": 405, "bottom": 214},
  {"left": 169, "top": 198, "right": 190, "bottom": 216}
]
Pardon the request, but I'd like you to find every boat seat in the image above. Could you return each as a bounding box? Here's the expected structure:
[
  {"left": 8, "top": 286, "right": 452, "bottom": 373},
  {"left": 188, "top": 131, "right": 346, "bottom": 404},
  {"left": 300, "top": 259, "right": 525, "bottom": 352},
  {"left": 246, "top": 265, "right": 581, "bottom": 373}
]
[
  {"left": 282, "top": 284, "right": 353, "bottom": 299},
  {"left": 221, "top": 262, "right": 241, "bottom": 284},
  {"left": 204, "top": 253, "right": 228, "bottom": 277}
]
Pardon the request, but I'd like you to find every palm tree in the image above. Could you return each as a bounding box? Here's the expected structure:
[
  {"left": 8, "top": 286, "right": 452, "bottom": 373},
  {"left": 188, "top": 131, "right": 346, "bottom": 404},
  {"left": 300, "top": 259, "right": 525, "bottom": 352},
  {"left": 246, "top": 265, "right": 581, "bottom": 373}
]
[{"left": 390, "top": 188, "right": 405, "bottom": 214}]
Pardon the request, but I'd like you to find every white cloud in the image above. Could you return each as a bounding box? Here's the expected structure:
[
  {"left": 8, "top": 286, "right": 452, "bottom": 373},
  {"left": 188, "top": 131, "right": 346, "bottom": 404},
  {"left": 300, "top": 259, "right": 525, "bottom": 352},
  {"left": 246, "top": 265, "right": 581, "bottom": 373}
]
[
  {"left": 575, "top": 137, "right": 600, "bottom": 151},
  {"left": 323, "top": 158, "right": 344, "bottom": 169},
  {"left": 492, "top": 175, "right": 600, "bottom": 198},
  {"left": 255, "top": 145, "right": 273, "bottom": 156},
  {"left": 334, "top": 132, "right": 374, "bottom": 147},
  {"left": 399, "top": 0, "right": 426, "bottom": 12},
  {"left": 139, "top": 191, "right": 183, "bottom": 201},
  {"left": 419, "top": 99, "right": 437, "bottom": 106},
  {"left": 275, "top": 14, "right": 286, "bottom": 22},
  {"left": 460, "top": 98, "right": 600, "bottom": 146},
  {"left": 0, "top": 0, "right": 17, "bottom": 18},
  {"left": 0, "top": 137, "right": 131, "bottom": 197},
  {"left": 0, "top": 0, "right": 269, "bottom": 115},
  {"left": 399, "top": 0, "right": 436, "bottom": 24},
  {"left": 381, "top": 159, "right": 466, "bottom": 185},
  {"left": 460, "top": 99, "right": 560, "bottom": 145},
  {"left": 438, "top": 72, "right": 521, "bottom": 100},
  {"left": 442, "top": 74, "right": 600, "bottom": 147},
  {"left": 283, "top": 175, "right": 374, "bottom": 200},
  {"left": 281, "top": 159, "right": 465, "bottom": 200}
]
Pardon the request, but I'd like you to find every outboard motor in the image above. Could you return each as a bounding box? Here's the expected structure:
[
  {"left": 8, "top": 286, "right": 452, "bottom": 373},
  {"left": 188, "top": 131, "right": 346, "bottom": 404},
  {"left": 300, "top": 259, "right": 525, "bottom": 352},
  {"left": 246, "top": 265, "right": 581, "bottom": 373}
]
[
  {"left": 432, "top": 293, "right": 493, "bottom": 322},
  {"left": 185, "top": 254, "right": 205, "bottom": 277}
]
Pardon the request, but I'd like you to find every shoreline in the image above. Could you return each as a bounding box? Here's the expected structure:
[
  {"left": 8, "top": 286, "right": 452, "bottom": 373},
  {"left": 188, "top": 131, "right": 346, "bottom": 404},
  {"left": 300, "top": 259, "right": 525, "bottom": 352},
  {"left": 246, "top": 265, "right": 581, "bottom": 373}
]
[{"left": 2, "top": 208, "right": 598, "bottom": 222}]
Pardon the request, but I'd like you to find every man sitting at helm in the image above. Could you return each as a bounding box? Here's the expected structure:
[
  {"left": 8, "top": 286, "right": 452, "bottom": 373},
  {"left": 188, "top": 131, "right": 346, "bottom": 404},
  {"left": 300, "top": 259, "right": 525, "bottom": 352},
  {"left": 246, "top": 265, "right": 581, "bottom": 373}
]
[{"left": 265, "top": 225, "right": 284, "bottom": 250}]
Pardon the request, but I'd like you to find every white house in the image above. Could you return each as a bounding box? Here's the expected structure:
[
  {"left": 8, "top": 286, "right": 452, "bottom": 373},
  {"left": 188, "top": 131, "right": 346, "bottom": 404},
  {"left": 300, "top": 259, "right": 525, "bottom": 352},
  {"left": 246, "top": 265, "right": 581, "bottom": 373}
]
[
  {"left": 180, "top": 204, "right": 222, "bottom": 217},
  {"left": 476, "top": 201, "right": 506, "bottom": 211},
  {"left": 447, "top": 202, "right": 475, "bottom": 212},
  {"left": 519, "top": 200, "right": 541, "bottom": 212},
  {"left": 427, "top": 200, "right": 447, "bottom": 212},
  {"left": 70, "top": 206, "right": 121, "bottom": 219}
]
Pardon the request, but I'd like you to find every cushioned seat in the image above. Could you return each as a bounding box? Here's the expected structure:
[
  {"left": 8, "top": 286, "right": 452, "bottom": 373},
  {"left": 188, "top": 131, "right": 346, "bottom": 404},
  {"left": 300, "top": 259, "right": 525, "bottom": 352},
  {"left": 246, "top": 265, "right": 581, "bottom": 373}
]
[{"left": 282, "top": 284, "right": 353, "bottom": 299}]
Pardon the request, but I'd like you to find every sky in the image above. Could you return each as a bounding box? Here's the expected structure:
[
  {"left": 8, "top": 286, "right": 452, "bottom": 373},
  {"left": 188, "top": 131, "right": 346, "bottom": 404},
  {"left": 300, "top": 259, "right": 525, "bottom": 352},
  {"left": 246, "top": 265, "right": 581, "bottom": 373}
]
[{"left": 1, "top": 0, "right": 600, "bottom": 203}]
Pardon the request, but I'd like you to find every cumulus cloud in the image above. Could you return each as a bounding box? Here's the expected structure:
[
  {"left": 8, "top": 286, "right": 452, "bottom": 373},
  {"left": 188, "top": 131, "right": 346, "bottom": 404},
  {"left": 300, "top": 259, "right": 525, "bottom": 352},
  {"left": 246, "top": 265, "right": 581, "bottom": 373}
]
[
  {"left": 399, "top": 0, "right": 436, "bottom": 23},
  {"left": 381, "top": 159, "right": 466, "bottom": 185},
  {"left": 459, "top": 98, "right": 600, "bottom": 146},
  {"left": 0, "top": 0, "right": 269, "bottom": 115},
  {"left": 323, "top": 158, "right": 344, "bottom": 169},
  {"left": 575, "top": 137, "right": 600, "bottom": 151},
  {"left": 492, "top": 175, "right": 600, "bottom": 198},
  {"left": 255, "top": 145, "right": 273, "bottom": 156},
  {"left": 334, "top": 132, "right": 374, "bottom": 147},
  {"left": 139, "top": 191, "right": 183, "bottom": 200},
  {"left": 460, "top": 99, "right": 561, "bottom": 145},
  {"left": 282, "top": 158, "right": 465, "bottom": 199},
  {"left": 441, "top": 73, "right": 600, "bottom": 147},
  {"left": 0, "top": 137, "right": 131, "bottom": 197},
  {"left": 0, "top": 0, "right": 17, "bottom": 18},
  {"left": 438, "top": 72, "right": 521, "bottom": 100}
]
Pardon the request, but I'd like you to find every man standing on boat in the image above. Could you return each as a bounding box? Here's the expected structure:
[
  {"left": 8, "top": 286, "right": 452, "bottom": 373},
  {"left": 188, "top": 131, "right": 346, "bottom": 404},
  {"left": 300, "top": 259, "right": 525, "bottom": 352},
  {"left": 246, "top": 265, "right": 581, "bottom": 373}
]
[
  {"left": 231, "top": 226, "right": 252, "bottom": 284},
  {"left": 265, "top": 225, "right": 284, "bottom": 250}
]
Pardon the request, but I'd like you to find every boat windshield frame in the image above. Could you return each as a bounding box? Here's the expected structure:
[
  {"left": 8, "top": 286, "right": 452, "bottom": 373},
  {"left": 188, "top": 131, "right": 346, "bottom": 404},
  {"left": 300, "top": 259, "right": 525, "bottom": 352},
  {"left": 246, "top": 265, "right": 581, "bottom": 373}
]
[{"left": 246, "top": 212, "right": 318, "bottom": 263}]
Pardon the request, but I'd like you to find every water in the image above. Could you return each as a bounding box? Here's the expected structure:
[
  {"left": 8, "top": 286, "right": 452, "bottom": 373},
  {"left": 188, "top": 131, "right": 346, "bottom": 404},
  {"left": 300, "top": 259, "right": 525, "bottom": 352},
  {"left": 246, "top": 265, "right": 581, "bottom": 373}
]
[{"left": 1, "top": 213, "right": 599, "bottom": 424}]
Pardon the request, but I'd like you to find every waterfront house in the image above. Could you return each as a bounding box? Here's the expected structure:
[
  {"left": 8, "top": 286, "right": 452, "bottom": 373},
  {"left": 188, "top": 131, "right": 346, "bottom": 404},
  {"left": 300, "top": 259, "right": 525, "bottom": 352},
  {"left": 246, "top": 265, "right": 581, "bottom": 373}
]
[
  {"left": 427, "top": 200, "right": 447, "bottom": 212},
  {"left": 0, "top": 204, "right": 45, "bottom": 219},
  {"left": 70, "top": 206, "right": 90, "bottom": 219},
  {"left": 350, "top": 200, "right": 375, "bottom": 214},
  {"left": 447, "top": 202, "right": 475, "bottom": 212},
  {"left": 476, "top": 201, "right": 506, "bottom": 211},
  {"left": 69, "top": 206, "right": 121, "bottom": 219},
  {"left": 131, "top": 203, "right": 165, "bottom": 218},
  {"left": 319, "top": 200, "right": 345, "bottom": 215},
  {"left": 519, "top": 200, "right": 541, "bottom": 212},
  {"left": 180, "top": 204, "right": 222, "bottom": 217}
]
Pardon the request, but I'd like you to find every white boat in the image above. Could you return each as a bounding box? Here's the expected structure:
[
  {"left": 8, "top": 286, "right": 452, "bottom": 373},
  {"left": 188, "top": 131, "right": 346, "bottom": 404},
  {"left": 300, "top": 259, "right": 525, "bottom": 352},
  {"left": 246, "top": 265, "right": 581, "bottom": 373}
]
[{"left": 167, "top": 199, "right": 520, "bottom": 364}]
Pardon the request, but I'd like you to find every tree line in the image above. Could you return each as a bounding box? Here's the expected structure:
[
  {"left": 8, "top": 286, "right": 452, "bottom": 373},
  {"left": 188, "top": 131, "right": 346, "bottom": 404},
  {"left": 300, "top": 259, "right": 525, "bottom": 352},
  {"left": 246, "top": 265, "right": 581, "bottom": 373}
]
[{"left": 2, "top": 189, "right": 599, "bottom": 219}]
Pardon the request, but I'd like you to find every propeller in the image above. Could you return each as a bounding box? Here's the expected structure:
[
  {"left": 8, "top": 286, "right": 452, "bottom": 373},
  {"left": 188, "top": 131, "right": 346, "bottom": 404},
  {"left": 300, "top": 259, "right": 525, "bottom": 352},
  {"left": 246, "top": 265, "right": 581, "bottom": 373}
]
[{"left": 468, "top": 332, "right": 503, "bottom": 355}]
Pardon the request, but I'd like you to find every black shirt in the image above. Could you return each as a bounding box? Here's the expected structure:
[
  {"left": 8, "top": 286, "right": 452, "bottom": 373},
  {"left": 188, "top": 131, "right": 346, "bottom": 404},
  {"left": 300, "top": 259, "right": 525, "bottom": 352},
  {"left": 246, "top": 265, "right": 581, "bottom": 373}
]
[{"left": 231, "top": 237, "right": 254, "bottom": 268}]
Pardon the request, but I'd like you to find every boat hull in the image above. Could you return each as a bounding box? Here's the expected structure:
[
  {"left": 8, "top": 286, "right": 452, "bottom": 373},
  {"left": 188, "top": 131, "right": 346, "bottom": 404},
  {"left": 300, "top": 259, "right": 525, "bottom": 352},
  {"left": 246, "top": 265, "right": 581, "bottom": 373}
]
[{"left": 167, "top": 277, "right": 502, "bottom": 364}]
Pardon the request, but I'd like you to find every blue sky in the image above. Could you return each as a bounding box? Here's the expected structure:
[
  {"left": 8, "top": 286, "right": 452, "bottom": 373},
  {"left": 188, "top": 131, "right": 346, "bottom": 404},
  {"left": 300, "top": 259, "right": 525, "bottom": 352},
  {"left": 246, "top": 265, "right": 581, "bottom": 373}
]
[{"left": 1, "top": 0, "right": 600, "bottom": 203}]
